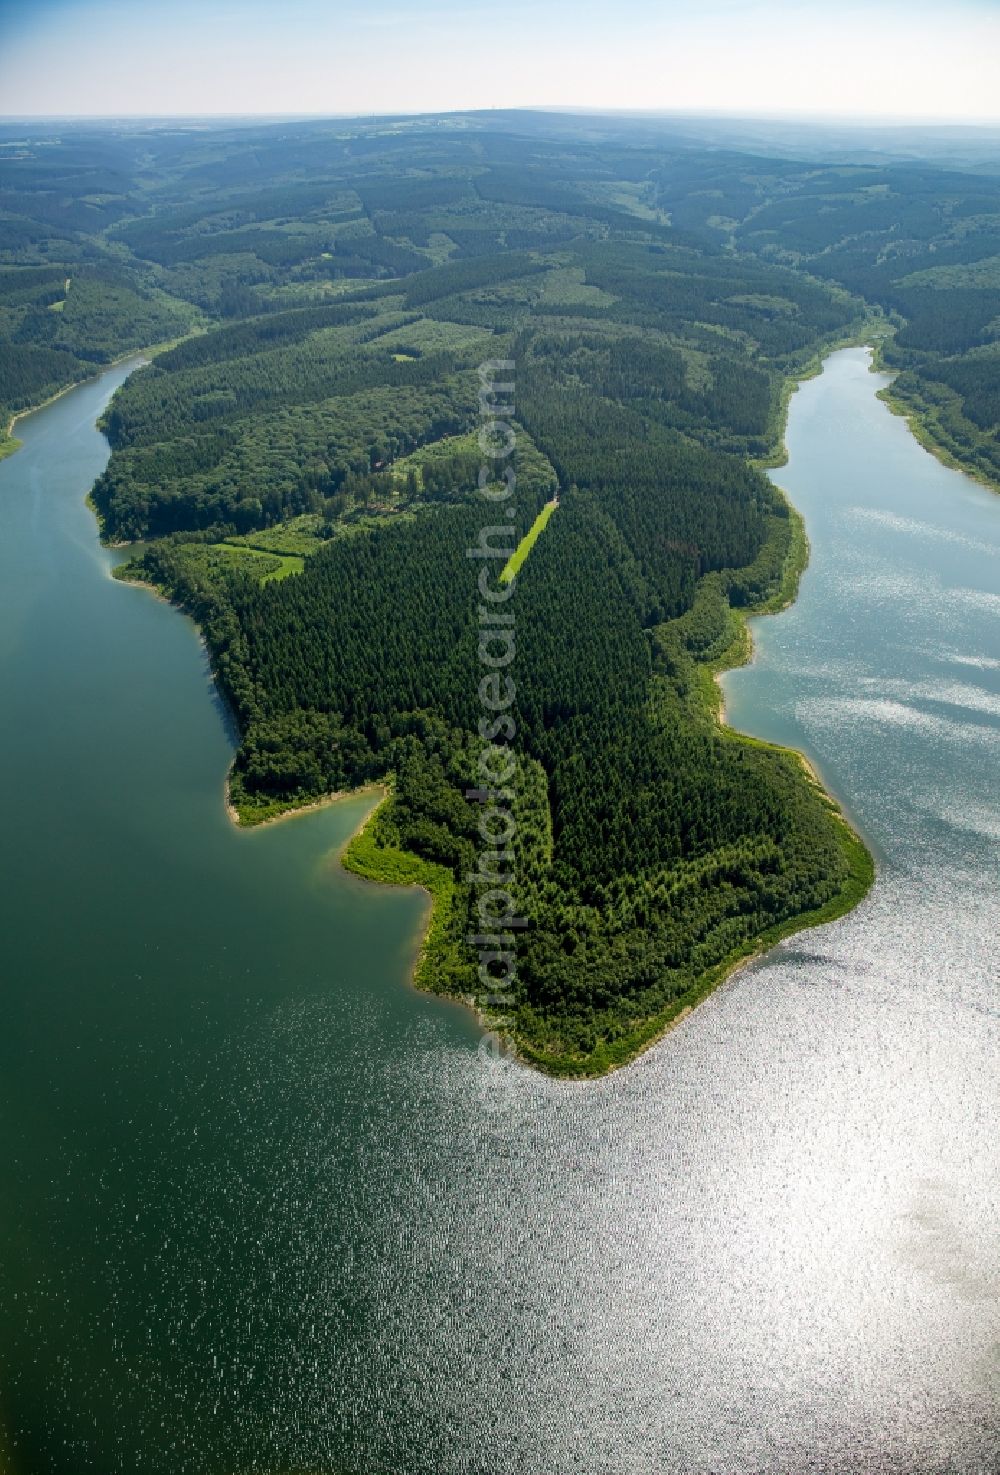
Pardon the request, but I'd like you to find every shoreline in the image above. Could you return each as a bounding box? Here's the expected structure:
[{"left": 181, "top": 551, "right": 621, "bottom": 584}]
[
  {"left": 113, "top": 568, "right": 388, "bottom": 839},
  {"left": 225, "top": 780, "right": 388, "bottom": 832},
  {"left": 110, "top": 336, "right": 877, "bottom": 1081},
  {"left": 754, "top": 317, "right": 885, "bottom": 474},
  {"left": 709, "top": 474, "right": 870, "bottom": 852},
  {"left": 335, "top": 788, "right": 447, "bottom": 1002},
  {"left": 869, "top": 341, "right": 1000, "bottom": 499},
  {"left": 112, "top": 539, "right": 445, "bottom": 992},
  {"left": 331, "top": 343, "right": 877, "bottom": 1080},
  {"left": 517, "top": 420, "right": 875, "bottom": 1076},
  {"left": 4, "top": 347, "right": 148, "bottom": 444},
  {"left": 1, "top": 332, "right": 198, "bottom": 462}
]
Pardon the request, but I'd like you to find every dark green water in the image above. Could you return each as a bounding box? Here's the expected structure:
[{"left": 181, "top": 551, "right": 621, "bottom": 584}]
[
  {"left": 1, "top": 348, "right": 998, "bottom": 1474},
  {"left": 0, "top": 364, "right": 465, "bottom": 1471}
]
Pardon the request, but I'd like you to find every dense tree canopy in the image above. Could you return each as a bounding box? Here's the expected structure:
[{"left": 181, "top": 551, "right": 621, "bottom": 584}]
[{"left": 6, "top": 112, "right": 996, "bottom": 1067}]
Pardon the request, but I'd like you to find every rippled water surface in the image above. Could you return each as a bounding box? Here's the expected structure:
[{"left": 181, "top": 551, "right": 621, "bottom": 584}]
[{"left": 0, "top": 348, "right": 997, "bottom": 1474}]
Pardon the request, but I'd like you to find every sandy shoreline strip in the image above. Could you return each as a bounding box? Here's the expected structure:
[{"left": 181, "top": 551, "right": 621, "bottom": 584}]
[{"left": 225, "top": 780, "right": 387, "bottom": 832}]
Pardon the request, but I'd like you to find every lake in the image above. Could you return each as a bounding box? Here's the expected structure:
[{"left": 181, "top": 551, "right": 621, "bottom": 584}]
[{"left": 0, "top": 347, "right": 997, "bottom": 1474}]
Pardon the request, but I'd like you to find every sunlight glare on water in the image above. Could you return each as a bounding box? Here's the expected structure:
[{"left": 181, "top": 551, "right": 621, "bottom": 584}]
[{"left": 0, "top": 348, "right": 997, "bottom": 1475}]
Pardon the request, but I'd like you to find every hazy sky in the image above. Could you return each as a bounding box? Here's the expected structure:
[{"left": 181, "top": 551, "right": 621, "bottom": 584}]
[{"left": 0, "top": 0, "right": 998, "bottom": 121}]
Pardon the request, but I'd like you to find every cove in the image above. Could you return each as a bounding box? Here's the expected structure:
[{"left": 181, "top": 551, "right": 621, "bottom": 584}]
[{"left": 0, "top": 346, "right": 998, "bottom": 1475}]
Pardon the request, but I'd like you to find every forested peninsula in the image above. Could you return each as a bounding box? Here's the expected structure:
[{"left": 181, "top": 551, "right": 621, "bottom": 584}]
[{"left": 3, "top": 114, "right": 998, "bottom": 1072}]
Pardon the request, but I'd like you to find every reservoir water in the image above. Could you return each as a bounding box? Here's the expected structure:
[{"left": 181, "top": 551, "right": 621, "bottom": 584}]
[{"left": 0, "top": 347, "right": 997, "bottom": 1474}]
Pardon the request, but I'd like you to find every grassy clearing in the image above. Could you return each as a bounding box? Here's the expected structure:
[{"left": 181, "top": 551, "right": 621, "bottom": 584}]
[
  {"left": 538, "top": 265, "right": 617, "bottom": 309},
  {"left": 499, "top": 498, "right": 557, "bottom": 583},
  {"left": 422, "top": 231, "right": 459, "bottom": 265},
  {"left": 391, "top": 429, "right": 478, "bottom": 485},
  {"left": 580, "top": 179, "right": 668, "bottom": 224},
  {"left": 216, "top": 543, "right": 304, "bottom": 581},
  {"left": 115, "top": 539, "right": 304, "bottom": 598},
  {"left": 224, "top": 513, "right": 329, "bottom": 557},
  {"left": 371, "top": 317, "right": 492, "bottom": 356},
  {"left": 390, "top": 425, "right": 559, "bottom": 504}
]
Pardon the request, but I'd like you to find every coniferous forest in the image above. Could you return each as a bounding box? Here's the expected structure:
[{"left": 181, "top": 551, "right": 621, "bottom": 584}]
[{"left": 4, "top": 113, "right": 999, "bottom": 1070}]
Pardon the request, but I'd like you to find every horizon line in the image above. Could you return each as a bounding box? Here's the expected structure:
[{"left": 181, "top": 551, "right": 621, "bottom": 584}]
[{"left": 2, "top": 106, "right": 1000, "bottom": 129}]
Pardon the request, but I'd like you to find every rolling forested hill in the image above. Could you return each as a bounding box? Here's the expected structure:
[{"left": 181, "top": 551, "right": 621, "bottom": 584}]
[{"left": 3, "top": 113, "right": 997, "bottom": 1071}]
